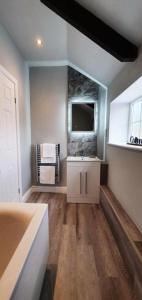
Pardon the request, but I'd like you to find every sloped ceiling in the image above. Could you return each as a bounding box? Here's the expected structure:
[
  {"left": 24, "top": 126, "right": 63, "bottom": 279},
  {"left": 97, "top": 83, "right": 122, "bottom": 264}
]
[
  {"left": 0, "top": 0, "right": 142, "bottom": 85},
  {"left": 67, "top": 24, "right": 125, "bottom": 86},
  {"left": 77, "top": 0, "right": 142, "bottom": 46}
]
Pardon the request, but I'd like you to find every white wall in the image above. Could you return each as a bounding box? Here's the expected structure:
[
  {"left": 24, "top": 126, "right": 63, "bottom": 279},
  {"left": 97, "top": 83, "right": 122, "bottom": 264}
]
[
  {"left": 97, "top": 87, "right": 107, "bottom": 159},
  {"left": 107, "top": 46, "right": 142, "bottom": 232},
  {"left": 0, "top": 24, "right": 31, "bottom": 195},
  {"left": 107, "top": 145, "right": 142, "bottom": 232}
]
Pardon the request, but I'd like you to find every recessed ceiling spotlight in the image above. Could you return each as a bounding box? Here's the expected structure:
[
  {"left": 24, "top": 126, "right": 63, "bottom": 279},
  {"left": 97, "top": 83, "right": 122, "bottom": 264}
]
[{"left": 35, "top": 37, "right": 44, "bottom": 48}]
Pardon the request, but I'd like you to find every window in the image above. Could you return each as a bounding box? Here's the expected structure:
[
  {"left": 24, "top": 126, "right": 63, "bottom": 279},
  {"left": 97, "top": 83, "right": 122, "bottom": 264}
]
[
  {"left": 129, "top": 98, "right": 142, "bottom": 140},
  {"left": 109, "top": 76, "right": 142, "bottom": 149}
]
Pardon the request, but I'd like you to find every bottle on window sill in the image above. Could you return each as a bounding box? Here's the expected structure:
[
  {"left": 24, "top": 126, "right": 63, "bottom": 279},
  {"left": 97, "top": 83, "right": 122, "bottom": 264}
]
[{"left": 128, "top": 136, "right": 142, "bottom": 146}]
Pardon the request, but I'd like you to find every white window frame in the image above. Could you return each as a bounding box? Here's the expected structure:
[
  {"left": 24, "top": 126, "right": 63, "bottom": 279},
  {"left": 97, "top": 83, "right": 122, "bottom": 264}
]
[{"left": 128, "top": 96, "right": 142, "bottom": 141}]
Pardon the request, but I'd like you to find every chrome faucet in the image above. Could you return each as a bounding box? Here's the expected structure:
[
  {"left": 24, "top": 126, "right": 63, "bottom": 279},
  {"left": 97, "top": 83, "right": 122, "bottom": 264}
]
[{"left": 76, "top": 150, "right": 84, "bottom": 156}]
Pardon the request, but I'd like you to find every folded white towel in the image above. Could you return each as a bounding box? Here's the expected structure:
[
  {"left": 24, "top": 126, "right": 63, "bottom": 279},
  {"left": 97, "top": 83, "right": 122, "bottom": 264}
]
[
  {"left": 40, "top": 166, "right": 55, "bottom": 185},
  {"left": 40, "top": 157, "right": 56, "bottom": 164},
  {"left": 41, "top": 143, "right": 56, "bottom": 158},
  {"left": 40, "top": 143, "right": 56, "bottom": 163}
]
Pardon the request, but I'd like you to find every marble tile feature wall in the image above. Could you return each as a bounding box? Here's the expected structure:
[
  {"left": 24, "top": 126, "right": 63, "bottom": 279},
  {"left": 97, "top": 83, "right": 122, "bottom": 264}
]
[{"left": 68, "top": 67, "right": 99, "bottom": 156}]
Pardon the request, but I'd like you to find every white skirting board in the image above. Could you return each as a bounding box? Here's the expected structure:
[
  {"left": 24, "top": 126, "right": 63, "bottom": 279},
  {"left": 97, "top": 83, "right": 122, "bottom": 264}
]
[
  {"left": 22, "top": 187, "right": 33, "bottom": 202},
  {"left": 22, "top": 186, "right": 67, "bottom": 202},
  {"left": 32, "top": 186, "right": 67, "bottom": 194}
]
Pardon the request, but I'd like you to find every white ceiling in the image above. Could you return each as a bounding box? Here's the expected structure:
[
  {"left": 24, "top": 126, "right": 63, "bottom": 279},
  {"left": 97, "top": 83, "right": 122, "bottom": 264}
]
[
  {"left": 0, "top": 0, "right": 68, "bottom": 61},
  {"left": 68, "top": 24, "right": 125, "bottom": 86},
  {"left": 0, "top": 0, "right": 142, "bottom": 85}
]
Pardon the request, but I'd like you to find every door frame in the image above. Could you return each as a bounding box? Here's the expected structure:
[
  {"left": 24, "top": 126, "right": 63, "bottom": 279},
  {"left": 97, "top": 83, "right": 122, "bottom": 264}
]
[{"left": 0, "top": 64, "right": 22, "bottom": 201}]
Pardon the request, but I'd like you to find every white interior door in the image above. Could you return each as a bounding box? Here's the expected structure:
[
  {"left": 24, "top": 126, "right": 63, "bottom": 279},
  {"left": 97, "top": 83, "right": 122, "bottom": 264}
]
[{"left": 0, "top": 70, "right": 19, "bottom": 202}]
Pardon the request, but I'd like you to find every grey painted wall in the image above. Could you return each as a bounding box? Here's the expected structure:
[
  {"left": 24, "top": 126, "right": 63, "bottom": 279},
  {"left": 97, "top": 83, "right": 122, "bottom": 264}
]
[
  {"left": 30, "top": 67, "right": 67, "bottom": 186},
  {"left": 107, "top": 46, "right": 142, "bottom": 232},
  {"left": 0, "top": 24, "right": 31, "bottom": 195}
]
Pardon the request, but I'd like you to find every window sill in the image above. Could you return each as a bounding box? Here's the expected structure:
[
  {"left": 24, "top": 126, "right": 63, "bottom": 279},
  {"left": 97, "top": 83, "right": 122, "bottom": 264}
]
[{"left": 108, "top": 142, "right": 142, "bottom": 152}]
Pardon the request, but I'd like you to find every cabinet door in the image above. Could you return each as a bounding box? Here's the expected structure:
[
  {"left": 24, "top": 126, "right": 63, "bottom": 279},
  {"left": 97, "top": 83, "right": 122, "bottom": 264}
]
[
  {"left": 67, "top": 165, "right": 83, "bottom": 197},
  {"left": 83, "top": 163, "right": 100, "bottom": 201}
]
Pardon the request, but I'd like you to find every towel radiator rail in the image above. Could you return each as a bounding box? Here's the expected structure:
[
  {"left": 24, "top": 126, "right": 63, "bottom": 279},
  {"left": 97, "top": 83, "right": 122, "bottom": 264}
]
[{"left": 33, "top": 144, "right": 60, "bottom": 185}]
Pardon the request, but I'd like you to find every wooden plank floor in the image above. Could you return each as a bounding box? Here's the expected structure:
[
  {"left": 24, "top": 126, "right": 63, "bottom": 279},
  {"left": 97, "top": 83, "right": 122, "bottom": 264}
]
[{"left": 28, "top": 192, "right": 140, "bottom": 300}]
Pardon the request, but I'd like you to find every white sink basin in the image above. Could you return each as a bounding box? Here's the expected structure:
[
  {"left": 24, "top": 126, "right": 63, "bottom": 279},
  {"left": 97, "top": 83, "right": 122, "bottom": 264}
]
[{"left": 67, "top": 156, "right": 100, "bottom": 162}]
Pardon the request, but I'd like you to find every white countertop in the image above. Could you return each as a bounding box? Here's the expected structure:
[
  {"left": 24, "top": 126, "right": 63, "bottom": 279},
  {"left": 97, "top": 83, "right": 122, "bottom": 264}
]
[
  {"left": 108, "top": 143, "right": 142, "bottom": 152},
  {"left": 67, "top": 156, "right": 101, "bottom": 162}
]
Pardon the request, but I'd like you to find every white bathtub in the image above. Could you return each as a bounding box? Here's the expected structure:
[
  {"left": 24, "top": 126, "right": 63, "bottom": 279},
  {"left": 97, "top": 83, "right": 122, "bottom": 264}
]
[{"left": 0, "top": 203, "right": 49, "bottom": 300}]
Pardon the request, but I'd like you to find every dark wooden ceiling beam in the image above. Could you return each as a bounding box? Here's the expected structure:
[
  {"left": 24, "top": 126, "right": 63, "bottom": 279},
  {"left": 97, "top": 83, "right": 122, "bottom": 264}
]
[{"left": 40, "top": 0, "right": 138, "bottom": 62}]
